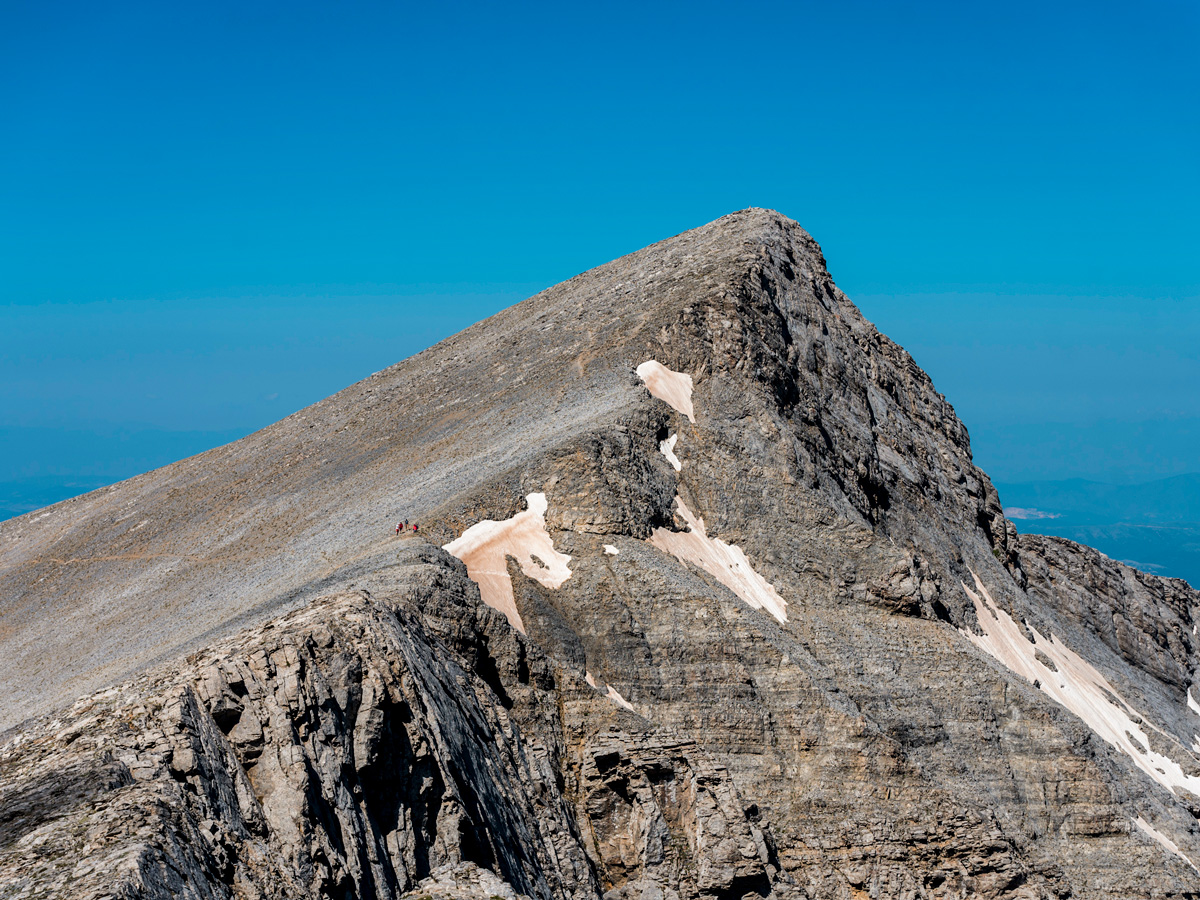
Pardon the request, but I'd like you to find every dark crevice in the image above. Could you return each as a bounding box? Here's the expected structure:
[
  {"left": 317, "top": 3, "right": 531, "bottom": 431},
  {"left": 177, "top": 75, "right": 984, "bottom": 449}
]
[
  {"left": 717, "top": 871, "right": 773, "bottom": 900},
  {"left": 930, "top": 598, "right": 953, "bottom": 623},
  {"left": 474, "top": 638, "right": 514, "bottom": 710}
]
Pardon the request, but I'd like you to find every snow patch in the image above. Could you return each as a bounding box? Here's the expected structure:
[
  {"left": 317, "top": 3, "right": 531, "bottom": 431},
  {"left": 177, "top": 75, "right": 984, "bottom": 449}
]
[
  {"left": 962, "top": 573, "right": 1200, "bottom": 798},
  {"left": 659, "top": 433, "right": 682, "bottom": 471},
  {"left": 636, "top": 361, "right": 695, "bottom": 422},
  {"left": 650, "top": 496, "right": 787, "bottom": 623},
  {"left": 1134, "top": 817, "right": 1199, "bottom": 873},
  {"left": 443, "top": 492, "right": 571, "bottom": 633},
  {"left": 1189, "top": 688, "right": 1200, "bottom": 718},
  {"left": 603, "top": 544, "right": 620, "bottom": 556},
  {"left": 606, "top": 685, "right": 637, "bottom": 713},
  {"left": 584, "top": 670, "right": 637, "bottom": 713}
]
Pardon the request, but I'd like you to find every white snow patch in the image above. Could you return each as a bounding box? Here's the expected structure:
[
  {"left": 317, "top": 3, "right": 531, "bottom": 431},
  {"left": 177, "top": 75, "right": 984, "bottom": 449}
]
[
  {"left": 649, "top": 496, "right": 787, "bottom": 624},
  {"left": 1134, "top": 817, "right": 1199, "bottom": 873},
  {"left": 584, "top": 670, "right": 637, "bottom": 713},
  {"left": 962, "top": 573, "right": 1200, "bottom": 798},
  {"left": 603, "top": 544, "right": 620, "bottom": 556},
  {"left": 606, "top": 685, "right": 637, "bottom": 713},
  {"left": 1189, "top": 688, "right": 1200, "bottom": 718},
  {"left": 443, "top": 492, "right": 572, "bottom": 634},
  {"left": 659, "top": 433, "right": 682, "bottom": 471},
  {"left": 636, "top": 361, "right": 695, "bottom": 422}
]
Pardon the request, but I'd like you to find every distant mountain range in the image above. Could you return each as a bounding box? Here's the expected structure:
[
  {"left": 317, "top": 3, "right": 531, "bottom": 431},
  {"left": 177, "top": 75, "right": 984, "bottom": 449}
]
[
  {"left": 998, "top": 474, "right": 1200, "bottom": 586},
  {"left": 0, "top": 426, "right": 248, "bottom": 523},
  {"left": 0, "top": 475, "right": 115, "bottom": 522}
]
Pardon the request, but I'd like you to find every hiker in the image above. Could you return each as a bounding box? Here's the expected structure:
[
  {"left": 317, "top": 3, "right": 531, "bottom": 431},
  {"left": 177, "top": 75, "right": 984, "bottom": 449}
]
[
  {"left": 395, "top": 522, "right": 402, "bottom": 535},
  {"left": 412, "top": 523, "right": 419, "bottom": 533}
]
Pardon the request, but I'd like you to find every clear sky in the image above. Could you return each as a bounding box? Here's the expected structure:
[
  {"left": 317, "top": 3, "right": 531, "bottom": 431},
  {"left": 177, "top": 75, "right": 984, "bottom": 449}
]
[{"left": 2, "top": 0, "right": 1197, "bottom": 502}]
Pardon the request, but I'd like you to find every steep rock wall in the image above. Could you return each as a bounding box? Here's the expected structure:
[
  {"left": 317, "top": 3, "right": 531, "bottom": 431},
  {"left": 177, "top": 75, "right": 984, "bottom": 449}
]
[{"left": 0, "top": 547, "right": 770, "bottom": 900}]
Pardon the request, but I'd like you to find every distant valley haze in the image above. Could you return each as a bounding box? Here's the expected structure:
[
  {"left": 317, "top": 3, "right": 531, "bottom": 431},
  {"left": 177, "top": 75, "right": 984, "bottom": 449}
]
[{"left": 997, "top": 475, "right": 1200, "bottom": 587}]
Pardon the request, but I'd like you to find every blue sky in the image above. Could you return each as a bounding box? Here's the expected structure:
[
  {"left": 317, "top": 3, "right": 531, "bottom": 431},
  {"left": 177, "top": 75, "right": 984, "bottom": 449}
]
[{"left": 2, "top": 0, "right": 1197, "bottom": 497}]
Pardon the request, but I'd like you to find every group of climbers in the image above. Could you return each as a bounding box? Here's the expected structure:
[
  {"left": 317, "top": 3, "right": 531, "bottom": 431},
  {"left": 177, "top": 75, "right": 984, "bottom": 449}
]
[{"left": 395, "top": 518, "right": 420, "bottom": 535}]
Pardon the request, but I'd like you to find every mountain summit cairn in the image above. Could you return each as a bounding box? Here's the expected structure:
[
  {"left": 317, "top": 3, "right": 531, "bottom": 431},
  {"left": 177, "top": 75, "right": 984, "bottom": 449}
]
[{"left": 2, "top": 209, "right": 1199, "bottom": 898}]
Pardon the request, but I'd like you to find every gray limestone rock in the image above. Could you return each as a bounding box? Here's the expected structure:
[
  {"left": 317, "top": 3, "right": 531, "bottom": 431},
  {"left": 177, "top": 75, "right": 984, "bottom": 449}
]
[{"left": 2, "top": 209, "right": 1199, "bottom": 899}]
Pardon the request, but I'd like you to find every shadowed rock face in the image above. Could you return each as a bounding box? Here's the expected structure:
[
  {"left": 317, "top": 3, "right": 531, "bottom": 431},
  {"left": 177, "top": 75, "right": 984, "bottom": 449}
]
[{"left": 3, "top": 209, "right": 1200, "bottom": 899}]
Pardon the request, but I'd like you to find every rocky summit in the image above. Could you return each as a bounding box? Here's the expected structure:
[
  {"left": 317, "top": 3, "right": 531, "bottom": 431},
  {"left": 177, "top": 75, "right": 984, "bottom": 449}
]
[{"left": 2, "top": 209, "right": 1199, "bottom": 899}]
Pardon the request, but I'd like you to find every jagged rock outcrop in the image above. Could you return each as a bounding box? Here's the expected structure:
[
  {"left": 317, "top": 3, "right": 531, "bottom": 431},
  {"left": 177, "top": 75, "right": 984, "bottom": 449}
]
[
  {"left": 3, "top": 209, "right": 1199, "bottom": 899},
  {"left": 1017, "top": 533, "right": 1197, "bottom": 694},
  {"left": 0, "top": 547, "right": 771, "bottom": 900}
]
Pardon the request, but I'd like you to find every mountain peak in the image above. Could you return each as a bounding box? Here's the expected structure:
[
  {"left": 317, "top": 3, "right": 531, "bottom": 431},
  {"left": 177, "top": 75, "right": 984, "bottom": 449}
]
[
  {"left": 4, "top": 213, "right": 1200, "bottom": 898},
  {"left": 0, "top": 209, "right": 987, "bottom": 728}
]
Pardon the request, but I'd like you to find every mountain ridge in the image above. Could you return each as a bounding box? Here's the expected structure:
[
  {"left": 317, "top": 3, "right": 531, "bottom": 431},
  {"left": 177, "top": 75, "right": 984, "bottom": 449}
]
[
  {"left": 3, "top": 207, "right": 936, "bottom": 731},
  {"left": 3, "top": 209, "right": 1200, "bottom": 898}
]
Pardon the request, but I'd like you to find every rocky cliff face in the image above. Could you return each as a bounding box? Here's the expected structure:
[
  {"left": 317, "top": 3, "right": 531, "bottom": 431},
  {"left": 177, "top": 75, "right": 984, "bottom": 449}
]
[
  {"left": 0, "top": 547, "right": 770, "bottom": 900},
  {"left": 2, "top": 210, "right": 1199, "bottom": 899}
]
